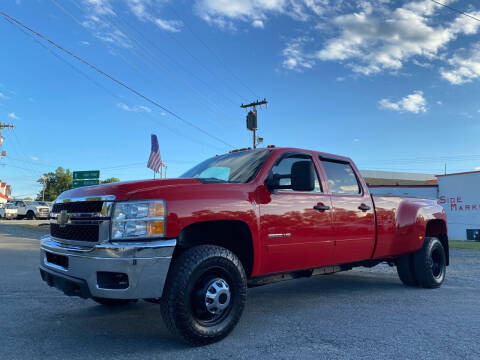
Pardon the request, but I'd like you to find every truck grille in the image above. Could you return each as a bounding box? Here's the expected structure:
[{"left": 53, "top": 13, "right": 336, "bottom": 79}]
[
  {"left": 50, "top": 223, "right": 100, "bottom": 242},
  {"left": 50, "top": 200, "right": 113, "bottom": 243},
  {"left": 52, "top": 201, "right": 104, "bottom": 214}
]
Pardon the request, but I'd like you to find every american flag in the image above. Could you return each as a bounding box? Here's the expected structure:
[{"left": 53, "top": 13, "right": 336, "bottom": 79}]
[{"left": 147, "top": 134, "right": 162, "bottom": 173}]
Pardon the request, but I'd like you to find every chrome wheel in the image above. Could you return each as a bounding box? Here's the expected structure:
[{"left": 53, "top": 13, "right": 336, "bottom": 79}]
[
  {"left": 205, "top": 278, "right": 231, "bottom": 316},
  {"left": 192, "top": 269, "right": 234, "bottom": 326}
]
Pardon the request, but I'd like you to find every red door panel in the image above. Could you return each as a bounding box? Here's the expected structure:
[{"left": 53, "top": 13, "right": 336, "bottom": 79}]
[
  {"left": 260, "top": 192, "right": 335, "bottom": 274},
  {"left": 330, "top": 195, "right": 376, "bottom": 264}
]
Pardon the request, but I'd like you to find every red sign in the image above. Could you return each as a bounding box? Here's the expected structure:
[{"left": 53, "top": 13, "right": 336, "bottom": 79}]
[{"left": 439, "top": 196, "right": 479, "bottom": 211}]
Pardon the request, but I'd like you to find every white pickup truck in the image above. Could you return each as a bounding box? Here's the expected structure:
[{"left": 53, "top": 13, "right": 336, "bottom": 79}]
[
  {"left": 0, "top": 203, "right": 17, "bottom": 219},
  {"left": 9, "top": 200, "right": 50, "bottom": 220}
]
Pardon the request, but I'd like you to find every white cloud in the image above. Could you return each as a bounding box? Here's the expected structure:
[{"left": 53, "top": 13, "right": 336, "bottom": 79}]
[
  {"left": 195, "top": 0, "right": 336, "bottom": 29},
  {"left": 117, "top": 103, "right": 152, "bottom": 113},
  {"left": 82, "top": 15, "right": 132, "bottom": 48},
  {"left": 277, "top": 1, "right": 480, "bottom": 74},
  {"left": 476, "top": 166, "right": 480, "bottom": 170},
  {"left": 8, "top": 112, "right": 20, "bottom": 120},
  {"left": 315, "top": 1, "right": 480, "bottom": 75},
  {"left": 81, "top": 0, "right": 115, "bottom": 16},
  {"left": 282, "top": 37, "right": 315, "bottom": 70},
  {"left": 252, "top": 19, "right": 264, "bottom": 28},
  {"left": 80, "top": 41, "right": 90, "bottom": 46},
  {"left": 0, "top": 92, "right": 9, "bottom": 100},
  {"left": 79, "top": 0, "right": 182, "bottom": 51},
  {"left": 126, "top": 0, "right": 183, "bottom": 32},
  {"left": 379, "top": 90, "right": 427, "bottom": 114},
  {"left": 436, "top": 100, "right": 442, "bottom": 105},
  {"left": 154, "top": 18, "right": 182, "bottom": 32},
  {"left": 441, "top": 43, "right": 480, "bottom": 84},
  {"left": 31, "top": 156, "right": 39, "bottom": 161}
]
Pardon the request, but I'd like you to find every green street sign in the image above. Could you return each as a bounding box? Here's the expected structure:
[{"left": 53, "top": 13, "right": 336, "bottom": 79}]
[
  {"left": 73, "top": 170, "right": 100, "bottom": 180},
  {"left": 72, "top": 179, "right": 100, "bottom": 188}
]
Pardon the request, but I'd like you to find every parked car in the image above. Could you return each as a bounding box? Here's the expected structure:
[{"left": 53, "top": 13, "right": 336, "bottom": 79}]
[
  {"left": 40, "top": 147, "right": 449, "bottom": 345},
  {"left": 0, "top": 203, "right": 18, "bottom": 219},
  {"left": 10, "top": 200, "right": 50, "bottom": 219}
]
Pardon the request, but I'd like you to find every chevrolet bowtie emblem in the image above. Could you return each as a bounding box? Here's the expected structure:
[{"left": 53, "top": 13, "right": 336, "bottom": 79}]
[{"left": 57, "top": 210, "right": 69, "bottom": 228}]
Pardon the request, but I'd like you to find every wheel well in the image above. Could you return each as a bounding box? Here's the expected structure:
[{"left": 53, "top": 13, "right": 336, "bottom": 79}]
[
  {"left": 175, "top": 220, "right": 254, "bottom": 277},
  {"left": 426, "top": 219, "right": 449, "bottom": 266}
]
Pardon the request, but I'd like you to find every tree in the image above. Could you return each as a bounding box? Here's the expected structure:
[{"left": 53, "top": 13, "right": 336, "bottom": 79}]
[
  {"left": 100, "top": 177, "right": 120, "bottom": 184},
  {"left": 36, "top": 167, "right": 72, "bottom": 201}
]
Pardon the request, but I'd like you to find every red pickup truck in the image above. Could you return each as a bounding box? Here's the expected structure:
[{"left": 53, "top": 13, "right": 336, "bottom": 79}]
[{"left": 40, "top": 147, "right": 448, "bottom": 345}]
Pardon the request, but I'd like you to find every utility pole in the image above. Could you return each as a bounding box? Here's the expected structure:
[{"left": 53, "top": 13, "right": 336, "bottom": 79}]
[
  {"left": 41, "top": 175, "right": 47, "bottom": 202},
  {"left": 240, "top": 99, "right": 268, "bottom": 149},
  {"left": 0, "top": 122, "right": 14, "bottom": 161}
]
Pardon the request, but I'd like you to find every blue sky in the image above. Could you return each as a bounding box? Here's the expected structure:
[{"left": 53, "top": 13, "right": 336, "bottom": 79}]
[{"left": 1, "top": 0, "right": 480, "bottom": 198}]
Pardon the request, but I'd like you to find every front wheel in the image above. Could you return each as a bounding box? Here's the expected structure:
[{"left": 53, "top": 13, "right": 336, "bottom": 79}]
[
  {"left": 161, "top": 245, "right": 247, "bottom": 346},
  {"left": 26, "top": 211, "right": 36, "bottom": 220},
  {"left": 413, "top": 237, "right": 446, "bottom": 288}
]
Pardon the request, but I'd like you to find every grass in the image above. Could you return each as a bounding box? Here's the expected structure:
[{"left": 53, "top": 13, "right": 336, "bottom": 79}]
[{"left": 449, "top": 240, "right": 480, "bottom": 250}]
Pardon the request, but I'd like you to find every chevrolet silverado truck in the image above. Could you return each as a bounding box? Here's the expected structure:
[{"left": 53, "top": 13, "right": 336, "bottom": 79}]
[{"left": 40, "top": 147, "right": 449, "bottom": 345}]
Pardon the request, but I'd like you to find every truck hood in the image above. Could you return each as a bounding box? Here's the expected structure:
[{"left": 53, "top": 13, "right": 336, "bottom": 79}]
[{"left": 56, "top": 178, "right": 202, "bottom": 203}]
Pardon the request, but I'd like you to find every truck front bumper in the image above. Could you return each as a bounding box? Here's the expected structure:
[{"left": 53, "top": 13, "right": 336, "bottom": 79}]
[{"left": 39, "top": 236, "right": 176, "bottom": 300}]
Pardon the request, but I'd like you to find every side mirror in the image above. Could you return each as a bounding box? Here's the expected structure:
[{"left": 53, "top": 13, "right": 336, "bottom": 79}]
[
  {"left": 266, "top": 161, "right": 315, "bottom": 192},
  {"left": 291, "top": 161, "right": 315, "bottom": 191}
]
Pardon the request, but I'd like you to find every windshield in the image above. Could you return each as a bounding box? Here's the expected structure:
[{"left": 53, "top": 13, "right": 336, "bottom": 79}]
[
  {"left": 180, "top": 149, "right": 272, "bottom": 183},
  {"left": 6, "top": 204, "right": 16, "bottom": 209}
]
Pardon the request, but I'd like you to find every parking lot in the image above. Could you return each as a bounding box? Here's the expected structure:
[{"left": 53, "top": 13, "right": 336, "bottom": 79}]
[{"left": 1, "top": 222, "right": 479, "bottom": 360}]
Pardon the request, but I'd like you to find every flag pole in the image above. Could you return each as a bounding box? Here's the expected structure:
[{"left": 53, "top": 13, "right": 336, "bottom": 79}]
[{"left": 153, "top": 170, "right": 156, "bottom": 180}]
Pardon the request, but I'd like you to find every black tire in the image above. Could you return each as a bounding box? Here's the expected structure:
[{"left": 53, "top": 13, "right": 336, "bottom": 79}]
[
  {"left": 26, "top": 211, "right": 36, "bottom": 220},
  {"left": 92, "top": 297, "right": 133, "bottom": 306},
  {"left": 396, "top": 254, "right": 418, "bottom": 286},
  {"left": 413, "top": 237, "right": 446, "bottom": 288},
  {"left": 161, "top": 245, "right": 247, "bottom": 346}
]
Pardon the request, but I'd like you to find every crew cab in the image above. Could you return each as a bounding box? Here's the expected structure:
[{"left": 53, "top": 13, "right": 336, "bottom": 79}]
[
  {"left": 10, "top": 200, "right": 50, "bottom": 219},
  {"left": 39, "top": 147, "right": 448, "bottom": 345}
]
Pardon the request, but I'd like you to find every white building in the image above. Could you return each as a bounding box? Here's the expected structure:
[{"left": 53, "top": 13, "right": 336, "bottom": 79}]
[
  {"left": 436, "top": 171, "right": 480, "bottom": 241},
  {"left": 0, "top": 181, "right": 11, "bottom": 203},
  {"left": 369, "top": 185, "right": 438, "bottom": 199},
  {"left": 364, "top": 169, "right": 480, "bottom": 241}
]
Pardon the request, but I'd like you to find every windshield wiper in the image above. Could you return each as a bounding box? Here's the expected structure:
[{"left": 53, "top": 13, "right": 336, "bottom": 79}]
[{"left": 196, "top": 177, "right": 228, "bottom": 183}]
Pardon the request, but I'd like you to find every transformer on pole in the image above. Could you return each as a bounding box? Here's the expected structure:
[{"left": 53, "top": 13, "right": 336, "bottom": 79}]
[{"left": 240, "top": 99, "right": 268, "bottom": 149}]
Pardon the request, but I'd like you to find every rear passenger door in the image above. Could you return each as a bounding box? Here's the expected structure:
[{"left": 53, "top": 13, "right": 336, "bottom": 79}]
[{"left": 319, "top": 158, "right": 376, "bottom": 264}]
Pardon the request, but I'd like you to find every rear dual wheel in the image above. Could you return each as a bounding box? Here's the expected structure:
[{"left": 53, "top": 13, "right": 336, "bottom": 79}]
[{"left": 396, "top": 237, "right": 446, "bottom": 288}]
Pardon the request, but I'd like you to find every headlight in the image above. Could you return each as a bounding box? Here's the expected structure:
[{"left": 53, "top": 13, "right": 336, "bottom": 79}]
[{"left": 111, "top": 200, "right": 165, "bottom": 240}]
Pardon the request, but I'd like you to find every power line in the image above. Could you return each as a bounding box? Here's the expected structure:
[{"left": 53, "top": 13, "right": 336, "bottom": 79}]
[
  {"left": 66, "top": 0, "right": 240, "bottom": 128},
  {"left": 429, "top": 0, "right": 480, "bottom": 22},
  {"left": 167, "top": 3, "right": 259, "bottom": 99},
  {"left": 0, "top": 10, "right": 235, "bottom": 149}
]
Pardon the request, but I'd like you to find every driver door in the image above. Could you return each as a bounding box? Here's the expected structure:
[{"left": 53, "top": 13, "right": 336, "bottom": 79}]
[{"left": 259, "top": 153, "right": 335, "bottom": 274}]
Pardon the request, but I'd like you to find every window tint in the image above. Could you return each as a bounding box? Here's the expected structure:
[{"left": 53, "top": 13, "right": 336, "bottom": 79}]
[
  {"left": 271, "top": 155, "right": 321, "bottom": 192},
  {"left": 321, "top": 159, "right": 360, "bottom": 195}
]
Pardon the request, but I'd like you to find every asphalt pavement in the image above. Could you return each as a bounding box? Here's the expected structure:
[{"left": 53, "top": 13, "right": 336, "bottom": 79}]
[{"left": 1, "top": 223, "right": 479, "bottom": 360}]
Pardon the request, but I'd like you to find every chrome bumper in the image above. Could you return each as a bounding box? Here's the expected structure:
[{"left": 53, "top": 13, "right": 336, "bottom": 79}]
[{"left": 40, "top": 236, "right": 176, "bottom": 299}]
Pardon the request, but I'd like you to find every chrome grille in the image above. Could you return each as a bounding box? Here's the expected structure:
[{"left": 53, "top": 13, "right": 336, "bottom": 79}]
[
  {"left": 50, "top": 197, "right": 114, "bottom": 244},
  {"left": 52, "top": 201, "right": 103, "bottom": 214}
]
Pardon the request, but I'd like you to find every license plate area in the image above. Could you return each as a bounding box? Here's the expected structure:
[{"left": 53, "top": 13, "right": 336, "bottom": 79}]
[{"left": 45, "top": 252, "right": 69, "bottom": 269}]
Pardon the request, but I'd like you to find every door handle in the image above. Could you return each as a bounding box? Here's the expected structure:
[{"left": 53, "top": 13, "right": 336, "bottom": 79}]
[
  {"left": 313, "top": 204, "right": 330, "bottom": 211},
  {"left": 358, "top": 204, "right": 371, "bottom": 211}
]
